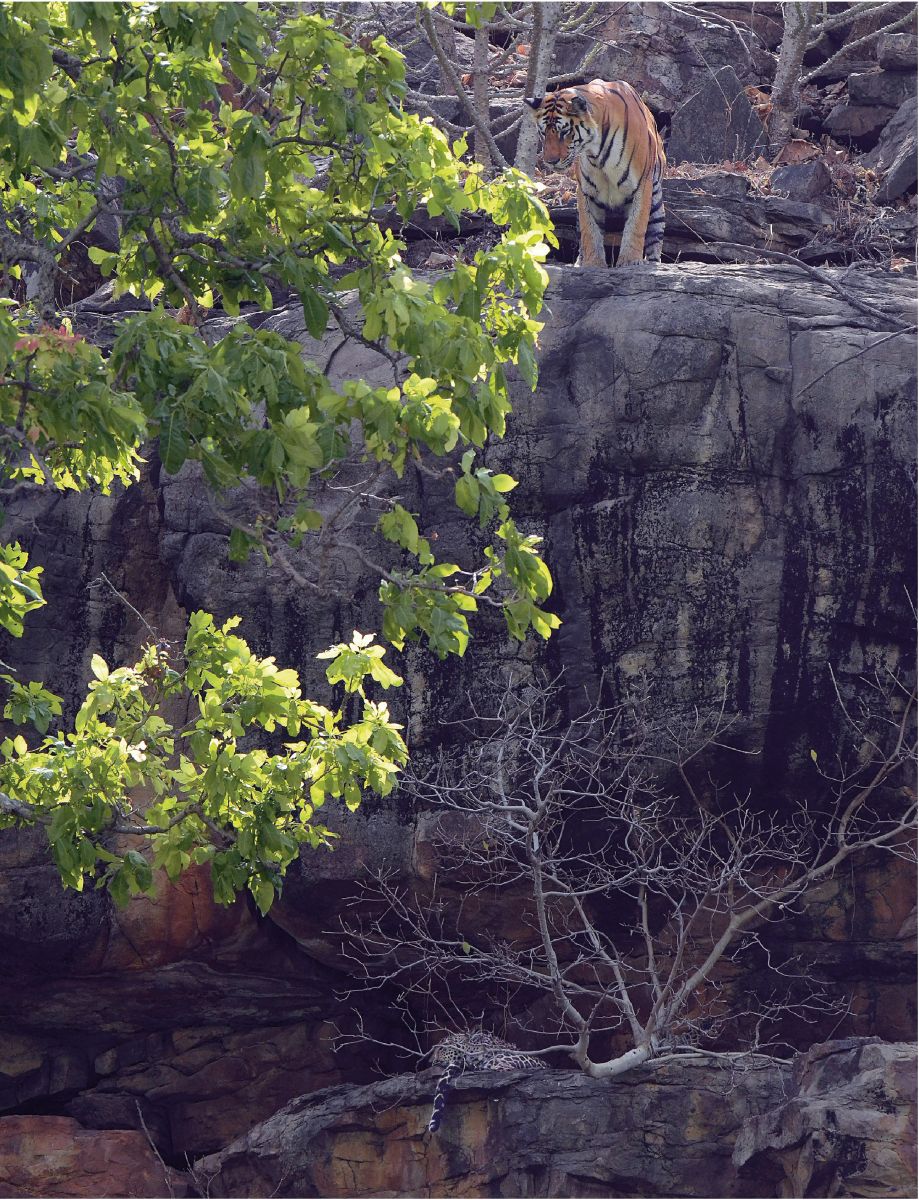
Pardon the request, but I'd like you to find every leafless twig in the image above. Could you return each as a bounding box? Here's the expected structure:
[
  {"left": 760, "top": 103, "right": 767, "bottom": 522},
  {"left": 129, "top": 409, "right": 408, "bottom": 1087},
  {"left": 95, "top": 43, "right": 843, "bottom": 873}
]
[{"left": 340, "top": 669, "right": 916, "bottom": 1081}]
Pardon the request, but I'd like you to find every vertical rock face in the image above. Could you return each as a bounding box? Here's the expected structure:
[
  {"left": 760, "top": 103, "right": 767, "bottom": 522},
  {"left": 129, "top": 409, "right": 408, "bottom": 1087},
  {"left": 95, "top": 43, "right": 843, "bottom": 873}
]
[
  {"left": 489, "top": 266, "right": 915, "bottom": 778},
  {"left": 4, "top": 266, "right": 915, "bottom": 776},
  {"left": 0, "top": 265, "right": 914, "bottom": 1183}
]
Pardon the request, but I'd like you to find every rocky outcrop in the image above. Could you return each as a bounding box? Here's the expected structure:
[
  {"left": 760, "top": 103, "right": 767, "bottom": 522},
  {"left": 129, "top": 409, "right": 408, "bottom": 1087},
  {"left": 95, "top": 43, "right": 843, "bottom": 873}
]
[
  {"left": 734, "top": 1039, "right": 918, "bottom": 1198},
  {"left": 529, "top": 172, "right": 915, "bottom": 266},
  {"left": 194, "top": 1056, "right": 792, "bottom": 1199},
  {"left": 0, "top": 264, "right": 915, "bottom": 1175}
]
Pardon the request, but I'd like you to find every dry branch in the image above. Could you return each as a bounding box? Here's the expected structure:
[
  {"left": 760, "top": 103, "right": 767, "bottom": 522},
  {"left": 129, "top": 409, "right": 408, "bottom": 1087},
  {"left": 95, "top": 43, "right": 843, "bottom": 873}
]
[{"left": 341, "top": 671, "right": 916, "bottom": 1079}]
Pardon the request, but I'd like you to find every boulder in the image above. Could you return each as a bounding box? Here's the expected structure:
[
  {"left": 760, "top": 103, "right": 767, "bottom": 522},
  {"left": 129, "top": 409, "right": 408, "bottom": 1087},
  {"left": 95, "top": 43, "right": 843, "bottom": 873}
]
[
  {"left": 862, "top": 95, "right": 919, "bottom": 203},
  {"left": 770, "top": 159, "right": 834, "bottom": 202},
  {"left": 877, "top": 33, "right": 918, "bottom": 72},
  {"left": 734, "top": 1040, "right": 918, "bottom": 1198},
  {"left": 667, "top": 65, "right": 768, "bottom": 164},
  {"left": 825, "top": 100, "right": 900, "bottom": 147},
  {"left": 876, "top": 140, "right": 918, "bottom": 206},
  {"left": 848, "top": 68, "right": 917, "bottom": 109},
  {"left": 0, "top": 827, "right": 111, "bottom": 973}
]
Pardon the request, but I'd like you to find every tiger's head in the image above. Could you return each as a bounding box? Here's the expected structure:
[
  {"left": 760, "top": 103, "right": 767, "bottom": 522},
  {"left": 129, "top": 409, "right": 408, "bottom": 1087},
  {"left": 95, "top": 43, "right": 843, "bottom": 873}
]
[{"left": 524, "top": 88, "right": 595, "bottom": 168}]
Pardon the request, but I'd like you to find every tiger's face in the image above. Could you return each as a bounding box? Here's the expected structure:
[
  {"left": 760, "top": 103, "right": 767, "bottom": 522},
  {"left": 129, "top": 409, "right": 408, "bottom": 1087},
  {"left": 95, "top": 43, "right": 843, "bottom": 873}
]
[{"left": 524, "top": 89, "right": 596, "bottom": 168}]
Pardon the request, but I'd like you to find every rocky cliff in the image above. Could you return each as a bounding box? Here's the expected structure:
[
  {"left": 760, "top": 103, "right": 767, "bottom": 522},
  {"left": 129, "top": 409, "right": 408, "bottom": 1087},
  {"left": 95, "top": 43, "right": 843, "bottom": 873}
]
[{"left": 0, "top": 263, "right": 915, "bottom": 1196}]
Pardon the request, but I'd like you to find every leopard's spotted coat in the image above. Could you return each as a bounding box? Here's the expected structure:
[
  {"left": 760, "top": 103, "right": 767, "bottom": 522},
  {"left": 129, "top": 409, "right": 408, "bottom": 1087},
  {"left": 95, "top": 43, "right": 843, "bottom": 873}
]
[{"left": 427, "top": 1032, "right": 548, "bottom": 1133}]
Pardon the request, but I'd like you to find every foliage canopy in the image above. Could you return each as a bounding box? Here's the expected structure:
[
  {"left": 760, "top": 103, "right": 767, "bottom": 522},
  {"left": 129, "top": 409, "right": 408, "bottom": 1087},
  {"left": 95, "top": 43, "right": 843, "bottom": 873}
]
[{"left": 0, "top": 1, "right": 558, "bottom": 910}]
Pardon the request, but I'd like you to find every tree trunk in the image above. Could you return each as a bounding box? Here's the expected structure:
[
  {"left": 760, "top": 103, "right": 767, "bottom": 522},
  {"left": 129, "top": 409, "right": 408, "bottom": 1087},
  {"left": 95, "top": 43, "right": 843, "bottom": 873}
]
[
  {"left": 768, "top": 2, "right": 816, "bottom": 155},
  {"left": 431, "top": 8, "right": 457, "bottom": 96},
  {"left": 514, "top": 2, "right": 562, "bottom": 173},
  {"left": 472, "top": 24, "right": 492, "bottom": 171},
  {"left": 586, "top": 1042, "right": 657, "bottom": 1080}
]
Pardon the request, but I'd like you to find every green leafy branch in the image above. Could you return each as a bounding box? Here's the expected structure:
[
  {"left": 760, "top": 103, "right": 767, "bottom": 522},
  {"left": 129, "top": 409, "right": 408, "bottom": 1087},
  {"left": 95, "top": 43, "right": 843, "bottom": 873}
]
[
  {"left": 0, "top": 614, "right": 407, "bottom": 913},
  {"left": 0, "top": 2, "right": 558, "bottom": 653}
]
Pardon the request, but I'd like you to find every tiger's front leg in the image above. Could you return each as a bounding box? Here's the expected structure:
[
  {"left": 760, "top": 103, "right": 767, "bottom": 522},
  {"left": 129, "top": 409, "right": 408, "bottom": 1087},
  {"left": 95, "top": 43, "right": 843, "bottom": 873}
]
[
  {"left": 575, "top": 169, "right": 607, "bottom": 268},
  {"left": 617, "top": 175, "right": 653, "bottom": 267}
]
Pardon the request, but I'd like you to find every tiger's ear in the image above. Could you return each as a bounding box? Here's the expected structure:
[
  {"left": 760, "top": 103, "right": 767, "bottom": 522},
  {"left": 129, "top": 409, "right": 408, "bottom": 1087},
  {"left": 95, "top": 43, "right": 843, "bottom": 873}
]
[
  {"left": 570, "top": 94, "right": 589, "bottom": 114},
  {"left": 523, "top": 96, "right": 543, "bottom": 111}
]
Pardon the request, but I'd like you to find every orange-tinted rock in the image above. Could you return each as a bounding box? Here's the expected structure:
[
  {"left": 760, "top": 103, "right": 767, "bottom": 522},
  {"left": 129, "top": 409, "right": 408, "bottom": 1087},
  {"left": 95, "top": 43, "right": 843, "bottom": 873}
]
[
  {"left": 0, "top": 1115, "right": 187, "bottom": 1198},
  {"left": 100, "top": 863, "right": 256, "bottom": 972}
]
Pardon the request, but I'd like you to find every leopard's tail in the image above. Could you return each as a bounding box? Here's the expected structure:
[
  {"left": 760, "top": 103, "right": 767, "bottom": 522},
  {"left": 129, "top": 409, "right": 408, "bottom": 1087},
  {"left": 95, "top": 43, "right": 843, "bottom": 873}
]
[{"left": 427, "top": 1060, "right": 462, "bottom": 1133}]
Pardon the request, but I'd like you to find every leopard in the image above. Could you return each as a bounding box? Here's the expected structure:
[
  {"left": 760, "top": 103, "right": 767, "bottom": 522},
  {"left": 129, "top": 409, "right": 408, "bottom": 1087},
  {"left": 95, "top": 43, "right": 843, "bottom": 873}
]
[{"left": 426, "top": 1031, "right": 548, "bottom": 1133}]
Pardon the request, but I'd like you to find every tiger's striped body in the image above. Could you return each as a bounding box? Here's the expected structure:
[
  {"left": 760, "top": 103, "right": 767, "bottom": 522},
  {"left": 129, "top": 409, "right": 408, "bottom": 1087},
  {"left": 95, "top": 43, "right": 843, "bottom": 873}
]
[{"left": 525, "top": 79, "right": 666, "bottom": 268}]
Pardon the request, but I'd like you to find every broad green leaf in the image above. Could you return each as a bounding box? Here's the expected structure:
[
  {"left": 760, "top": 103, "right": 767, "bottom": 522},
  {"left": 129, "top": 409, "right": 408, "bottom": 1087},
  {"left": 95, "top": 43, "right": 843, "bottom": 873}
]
[
  {"left": 160, "top": 418, "right": 189, "bottom": 475},
  {"left": 301, "top": 289, "right": 329, "bottom": 339}
]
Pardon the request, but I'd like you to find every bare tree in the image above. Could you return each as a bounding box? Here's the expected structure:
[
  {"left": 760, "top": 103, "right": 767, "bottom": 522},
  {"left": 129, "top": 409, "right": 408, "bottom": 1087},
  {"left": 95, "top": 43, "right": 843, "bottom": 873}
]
[
  {"left": 407, "top": 3, "right": 606, "bottom": 176},
  {"left": 341, "top": 670, "right": 916, "bottom": 1078},
  {"left": 769, "top": 2, "right": 818, "bottom": 154},
  {"left": 769, "top": 1, "right": 916, "bottom": 153}
]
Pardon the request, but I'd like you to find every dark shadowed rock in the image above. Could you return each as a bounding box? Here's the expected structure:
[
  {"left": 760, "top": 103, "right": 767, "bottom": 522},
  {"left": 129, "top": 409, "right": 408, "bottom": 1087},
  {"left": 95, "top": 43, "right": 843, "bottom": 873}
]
[
  {"left": 770, "top": 159, "right": 834, "bottom": 202},
  {"left": 848, "top": 68, "right": 917, "bottom": 110},
  {"left": 877, "top": 33, "right": 919, "bottom": 73},
  {"left": 667, "top": 65, "right": 768, "bottom": 164},
  {"left": 862, "top": 95, "right": 918, "bottom": 169},
  {"left": 826, "top": 101, "right": 899, "bottom": 148},
  {"left": 0, "top": 827, "right": 111, "bottom": 971}
]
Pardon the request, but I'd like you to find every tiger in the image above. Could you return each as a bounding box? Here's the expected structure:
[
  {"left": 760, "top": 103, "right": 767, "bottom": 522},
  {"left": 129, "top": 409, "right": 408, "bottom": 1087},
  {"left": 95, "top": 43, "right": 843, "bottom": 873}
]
[{"left": 524, "top": 79, "right": 666, "bottom": 268}]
